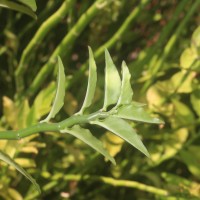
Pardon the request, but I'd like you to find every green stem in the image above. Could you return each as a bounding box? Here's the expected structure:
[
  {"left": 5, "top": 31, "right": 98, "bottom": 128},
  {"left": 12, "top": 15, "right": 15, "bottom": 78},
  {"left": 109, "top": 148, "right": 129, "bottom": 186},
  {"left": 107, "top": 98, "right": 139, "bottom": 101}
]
[
  {"left": 0, "top": 111, "right": 105, "bottom": 140},
  {"left": 81, "top": 175, "right": 169, "bottom": 196},
  {"left": 26, "top": 0, "right": 108, "bottom": 99},
  {"left": 15, "top": 0, "right": 74, "bottom": 97},
  {"left": 27, "top": 174, "right": 169, "bottom": 199}
]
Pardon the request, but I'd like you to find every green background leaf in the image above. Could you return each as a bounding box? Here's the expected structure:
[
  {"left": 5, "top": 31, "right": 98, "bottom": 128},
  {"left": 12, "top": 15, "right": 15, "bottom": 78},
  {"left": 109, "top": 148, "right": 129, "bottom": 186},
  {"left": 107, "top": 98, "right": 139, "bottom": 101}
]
[{"left": 0, "top": 151, "right": 41, "bottom": 193}]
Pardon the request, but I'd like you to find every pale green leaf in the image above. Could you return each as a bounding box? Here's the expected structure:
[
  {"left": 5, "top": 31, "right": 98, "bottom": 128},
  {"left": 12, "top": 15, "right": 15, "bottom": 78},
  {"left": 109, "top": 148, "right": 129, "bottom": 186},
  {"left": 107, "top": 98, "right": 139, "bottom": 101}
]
[
  {"left": 103, "top": 49, "right": 121, "bottom": 110},
  {"left": 0, "top": 150, "right": 41, "bottom": 193},
  {"left": 31, "top": 82, "right": 56, "bottom": 122},
  {"left": 0, "top": 0, "right": 37, "bottom": 19},
  {"left": 115, "top": 103, "right": 164, "bottom": 124},
  {"left": 192, "top": 26, "right": 200, "bottom": 47},
  {"left": 172, "top": 99, "right": 195, "bottom": 125},
  {"left": 179, "top": 149, "right": 200, "bottom": 178},
  {"left": 17, "top": 0, "right": 37, "bottom": 11},
  {"left": 79, "top": 47, "right": 97, "bottom": 114},
  {"left": 60, "top": 125, "right": 116, "bottom": 165},
  {"left": 40, "top": 57, "right": 65, "bottom": 123},
  {"left": 117, "top": 61, "right": 133, "bottom": 106},
  {"left": 180, "top": 47, "right": 198, "bottom": 69},
  {"left": 191, "top": 89, "right": 200, "bottom": 117},
  {"left": 91, "top": 116, "right": 150, "bottom": 157}
]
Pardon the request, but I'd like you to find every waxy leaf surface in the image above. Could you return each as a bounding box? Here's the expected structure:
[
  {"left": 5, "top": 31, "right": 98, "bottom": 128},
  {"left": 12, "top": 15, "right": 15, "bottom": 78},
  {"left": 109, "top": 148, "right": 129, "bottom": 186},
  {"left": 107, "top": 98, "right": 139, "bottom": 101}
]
[
  {"left": 91, "top": 116, "right": 150, "bottom": 157},
  {"left": 117, "top": 61, "right": 133, "bottom": 106},
  {"left": 79, "top": 47, "right": 97, "bottom": 114},
  {"left": 40, "top": 56, "right": 65, "bottom": 123},
  {"left": 103, "top": 49, "right": 121, "bottom": 110},
  {"left": 115, "top": 104, "right": 164, "bottom": 124}
]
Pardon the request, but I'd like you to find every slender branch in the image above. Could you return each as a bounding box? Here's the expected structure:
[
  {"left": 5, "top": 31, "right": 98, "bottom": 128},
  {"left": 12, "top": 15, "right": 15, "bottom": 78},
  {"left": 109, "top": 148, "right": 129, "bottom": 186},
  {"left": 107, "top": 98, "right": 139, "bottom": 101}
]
[
  {"left": 15, "top": 0, "right": 75, "bottom": 97},
  {"left": 26, "top": 0, "right": 108, "bottom": 99},
  {"left": 0, "top": 111, "right": 105, "bottom": 140},
  {"left": 64, "top": 175, "right": 168, "bottom": 196}
]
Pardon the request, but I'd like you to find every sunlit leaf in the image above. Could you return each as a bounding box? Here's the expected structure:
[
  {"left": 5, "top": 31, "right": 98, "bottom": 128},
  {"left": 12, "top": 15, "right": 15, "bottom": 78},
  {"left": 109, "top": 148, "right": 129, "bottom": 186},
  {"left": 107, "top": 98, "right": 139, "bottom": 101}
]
[
  {"left": 102, "top": 132, "right": 124, "bottom": 157},
  {"left": 40, "top": 57, "right": 65, "bottom": 123},
  {"left": 114, "top": 103, "right": 164, "bottom": 124},
  {"left": 172, "top": 99, "right": 195, "bottom": 126},
  {"left": 191, "top": 89, "right": 200, "bottom": 117},
  {"left": 192, "top": 26, "right": 200, "bottom": 47},
  {"left": 0, "top": 151, "right": 41, "bottom": 193},
  {"left": 17, "top": 0, "right": 37, "bottom": 11},
  {"left": 79, "top": 47, "right": 97, "bottom": 114},
  {"left": 180, "top": 149, "right": 200, "bottom": 178},
  {"left": 15, "top": 158, "right": 36, "bottom": 168},
  {"left": 3, "top": 96, "right": 18, "bottom": 129},
  {"left": 60, "top": 125, "right": 116, "bottom": 165},
  {"left": 0, "top": 0, "right": 37, "bottom": 19},
  {"left": 103, "top": 49, "right": 121, "bottom": 110},
  {"left": 8, "top": 188, "right": 23, "bottom": 200},
  {"left": 117, "top": 61, "right": 133, "bottom": 106},
  {"left": 180, "top": 47, "right": 198, "bottom": 69},
  {"left": 150, "top": 128, "right": 188, "bottom": 166},
  {"left": 91, "top": 116, "right": 150, "bottom": 157},
  {"left": 30, "top": 82, "right": 56, "bottom": 123}
]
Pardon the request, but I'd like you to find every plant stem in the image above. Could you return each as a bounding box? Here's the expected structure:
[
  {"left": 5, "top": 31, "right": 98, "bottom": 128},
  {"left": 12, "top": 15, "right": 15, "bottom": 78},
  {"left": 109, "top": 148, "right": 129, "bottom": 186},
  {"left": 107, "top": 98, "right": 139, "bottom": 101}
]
[
  {"left": 15, "top": 0, "right": 74, "bottom": 98},
  {"left": 26, "top": 0, "right": 108, "bottom": 99},
  {"left": 0, "top": 111, "right": 105, "bottom": 140},
  {"left": 66, "top": 175, "right": 169, "bottom": 196},
  {"left": 26, "top": 174, "right": 169, "bottom": 199}
]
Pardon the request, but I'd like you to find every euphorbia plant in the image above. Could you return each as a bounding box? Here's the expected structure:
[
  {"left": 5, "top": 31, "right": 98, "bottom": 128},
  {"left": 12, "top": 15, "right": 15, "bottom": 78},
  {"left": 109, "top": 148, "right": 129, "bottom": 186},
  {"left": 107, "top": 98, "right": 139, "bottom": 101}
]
[{"left": 0, "top": 47, "right": 163, "bottom": 193}]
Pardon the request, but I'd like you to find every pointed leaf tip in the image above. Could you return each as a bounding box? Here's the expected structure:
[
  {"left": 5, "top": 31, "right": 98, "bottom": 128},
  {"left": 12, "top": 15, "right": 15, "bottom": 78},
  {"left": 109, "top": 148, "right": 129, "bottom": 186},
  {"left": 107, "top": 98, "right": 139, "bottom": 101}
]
[
  {"left": 78, "top": 47, "right": 97, "bottom": 114},
  {"left": 117, "top": 61, "right": 133, "bottom": 106},
  {"left": 91, "top": 116, "right": 150, "bottom": 157},
  {"left": 61, "top": 125, "right": 116, "bottom": 165},
  {"left": 103, "top": 50, "right": 121, "bottom": 110},
  {"left": 0, "top": 151, "right": 41, "bottom": 193},
  {"left": 40, "top": 56, "right": 65, "bottom": 123}
]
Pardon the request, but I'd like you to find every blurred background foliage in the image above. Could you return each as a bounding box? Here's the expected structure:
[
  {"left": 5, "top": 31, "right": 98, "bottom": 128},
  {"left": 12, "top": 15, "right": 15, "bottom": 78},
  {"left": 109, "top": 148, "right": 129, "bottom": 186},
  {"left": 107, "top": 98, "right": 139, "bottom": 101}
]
[{"left": 0, "top": 0, "right": 200, "bottom": 199}]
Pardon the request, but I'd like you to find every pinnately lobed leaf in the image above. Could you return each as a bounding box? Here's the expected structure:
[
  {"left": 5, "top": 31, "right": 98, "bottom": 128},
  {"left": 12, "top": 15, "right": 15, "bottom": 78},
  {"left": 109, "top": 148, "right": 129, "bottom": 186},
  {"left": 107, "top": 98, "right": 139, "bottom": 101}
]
[
  {"left": 60, "top": 125, "right": 116, "bottom": 165},
  {"left": 103, "top": 49, "right": 121, "bottom": 111},
  {"left": 78, "top": 47, "right": 97, "bottom": 114},
  {"left": 0, "top": 151, "right": 41, "bottom": 193},
  {"left": 40, "top": 56, "right": 65, "bottom": 123},
  {"left": 91, "top": 116, "right": 150, "bottom": 157}
]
